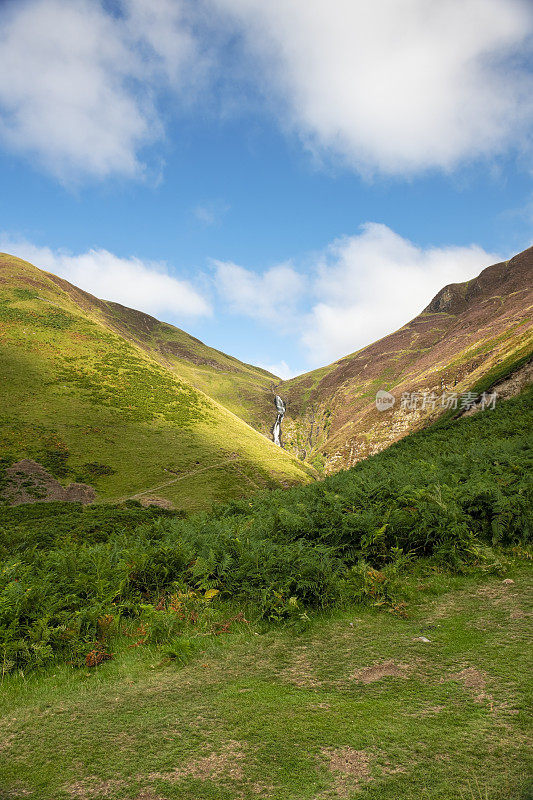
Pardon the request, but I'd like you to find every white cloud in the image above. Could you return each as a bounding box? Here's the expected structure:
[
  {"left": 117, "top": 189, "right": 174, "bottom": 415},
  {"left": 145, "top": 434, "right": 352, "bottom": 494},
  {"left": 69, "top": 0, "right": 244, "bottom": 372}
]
[
  {"left": 1, "top": 226, "right": 505, "bottom": 370},
  {"left": 0, "top": 0, "right": 203, "bottom": 182},
  {"left": 1, "top": 0, "right": 531, "bottom": 183},
  {"left": 258, "top": 360, "right": 297, "bottom": 380},
  {"left": 302, "top": 223, "right": 501, "bottom": 364},
  {"left": 212, "top": 0, "right": 533, "bottom": 175},
  {"left": 213, "top": 259, "right": 304, "bottom": 324},
  {"left": 123, "top": 0, "right": 206, "bottom": 87},
  {"left": 0, "top": 236, "right": 211, "bottom": 318},
  {"left": 212, "top": 222, "right": 501, "bottom": 368}
]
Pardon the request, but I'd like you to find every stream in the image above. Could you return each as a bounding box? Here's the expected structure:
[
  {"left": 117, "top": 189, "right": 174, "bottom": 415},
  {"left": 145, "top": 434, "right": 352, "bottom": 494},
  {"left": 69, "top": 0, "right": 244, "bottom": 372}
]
[{"left": 273, "top": 395, "right": 286, "bottom": 446}]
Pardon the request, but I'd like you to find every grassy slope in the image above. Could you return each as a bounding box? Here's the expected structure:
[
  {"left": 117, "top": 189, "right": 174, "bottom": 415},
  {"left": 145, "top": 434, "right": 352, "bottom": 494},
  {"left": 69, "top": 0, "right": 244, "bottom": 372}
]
[
  {"left": 0, "top": 385, "right": 531, "bottom": 797},
  {"left": 44, "top": 275, "right": 279, "bottom": 435},
  {"left": 0, "top": 254, "right": 313, "bottom": 509}
]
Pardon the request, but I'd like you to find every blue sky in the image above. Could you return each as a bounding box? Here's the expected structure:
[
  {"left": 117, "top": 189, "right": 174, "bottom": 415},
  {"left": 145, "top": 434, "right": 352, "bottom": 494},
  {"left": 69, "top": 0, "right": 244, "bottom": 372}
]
[{"left": 0, "top": 0, "right": 532, "bottom": 378}]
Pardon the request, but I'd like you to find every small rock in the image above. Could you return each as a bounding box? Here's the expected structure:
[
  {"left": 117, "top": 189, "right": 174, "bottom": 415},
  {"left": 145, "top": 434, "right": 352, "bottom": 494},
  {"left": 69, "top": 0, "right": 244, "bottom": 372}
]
[
  {"left": 414, "top": 636, "right": 431, "bottom": 643},
  {"left": 502, "top": 579, "right": 515, "bottom": 585}
]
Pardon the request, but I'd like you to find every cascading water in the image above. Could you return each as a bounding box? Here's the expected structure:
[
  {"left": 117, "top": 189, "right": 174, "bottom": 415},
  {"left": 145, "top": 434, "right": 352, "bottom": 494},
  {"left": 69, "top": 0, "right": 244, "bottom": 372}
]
[{"left": 273, "top": 395, "right": 286, "bottom": 446}]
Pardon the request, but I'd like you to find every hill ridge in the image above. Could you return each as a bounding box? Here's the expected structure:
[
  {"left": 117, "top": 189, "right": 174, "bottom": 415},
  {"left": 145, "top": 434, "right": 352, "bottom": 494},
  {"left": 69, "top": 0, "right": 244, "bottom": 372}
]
[
  {"left": 0, "top": 253, "right": 314, "bottom": 509},
  {"left": 277, "top": 246, "right": 532, "bottom": 471}
]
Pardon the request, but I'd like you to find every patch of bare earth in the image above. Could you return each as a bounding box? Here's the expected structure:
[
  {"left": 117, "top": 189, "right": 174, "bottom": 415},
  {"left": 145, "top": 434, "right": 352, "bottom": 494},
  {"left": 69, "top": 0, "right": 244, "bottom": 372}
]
[
  {"left": 146, "top": 739, "right": 246, "bottom": 783},
  {"left": 65, "top": 777, "right": 126, "bottom": 798},
  {"left": 445, "top": 667, "right": 492, "bottom": 703},
  {"left": 2, "top": 460, "right": 95, "bottom": 505},
  {"left": 350, "top": 660, "right": 410, "bottom": 684},
  {"left": 320, "top": 747, "right": 372, "bottom": 798}
]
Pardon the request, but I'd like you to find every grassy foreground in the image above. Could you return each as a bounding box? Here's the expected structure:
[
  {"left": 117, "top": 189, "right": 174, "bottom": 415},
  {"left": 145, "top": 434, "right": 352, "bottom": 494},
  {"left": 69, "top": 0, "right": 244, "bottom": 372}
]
[
  {"left": 1, "top": 387, "right": 531, "bottom": 798},
  {"left": 1, "top": 562, "right": 531, "bottom": 800}
]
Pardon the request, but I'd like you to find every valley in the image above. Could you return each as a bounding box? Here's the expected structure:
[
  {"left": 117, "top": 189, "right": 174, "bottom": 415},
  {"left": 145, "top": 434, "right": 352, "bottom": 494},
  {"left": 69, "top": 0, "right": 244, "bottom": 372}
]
[
  {"left": 2, "top": 4, "right": 532, "bottom": 797},
  {"left": 1, "top": 246, "right": 531, "bottom": 507},
  {"left": 0, "top": 246, "right": 531, "bottom": 800}
]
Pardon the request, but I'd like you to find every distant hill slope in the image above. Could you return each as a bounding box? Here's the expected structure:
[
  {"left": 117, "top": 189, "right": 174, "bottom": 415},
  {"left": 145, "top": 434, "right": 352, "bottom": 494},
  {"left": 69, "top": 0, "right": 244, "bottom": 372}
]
[
  {"left": 42, "top": 269, "right": 279, "bottom": 436},
  {"left": 0, "top": 254, "right": 314, "bottom": 509},
  {"left": 278, "top": 246, "right": 533, "bottom": 472}
]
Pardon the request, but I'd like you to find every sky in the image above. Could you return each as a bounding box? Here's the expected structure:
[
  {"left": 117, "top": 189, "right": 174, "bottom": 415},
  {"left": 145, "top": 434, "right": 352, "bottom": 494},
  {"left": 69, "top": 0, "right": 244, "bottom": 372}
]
[{"left": 0, "top": 0, "right": 532, "bottom": 379}]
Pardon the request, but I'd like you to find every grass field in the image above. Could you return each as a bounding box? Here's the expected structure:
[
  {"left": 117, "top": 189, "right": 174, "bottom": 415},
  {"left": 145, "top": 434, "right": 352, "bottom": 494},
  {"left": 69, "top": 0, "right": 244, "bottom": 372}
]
[
  {"left": 1, "top": 562, "right": 531, "bottom": 800},
  {"left": 0, "top": 386, "right": 531, "bottom": 798}
]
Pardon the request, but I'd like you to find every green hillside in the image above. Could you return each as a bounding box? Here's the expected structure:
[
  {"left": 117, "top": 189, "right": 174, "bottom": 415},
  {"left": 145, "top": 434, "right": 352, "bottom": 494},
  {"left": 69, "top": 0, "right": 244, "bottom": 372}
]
[
  {"left": 0, "top": 254, "right": 314, "bottom": 509},
  {"left": 0, "top": 383, "right": 531, "bottom": 799},
  {"left": 2, "top": 381, "right": 531, "bottom": 668},
  {"left": 41, "top": 266, "right": 279, "bottom": 435}
]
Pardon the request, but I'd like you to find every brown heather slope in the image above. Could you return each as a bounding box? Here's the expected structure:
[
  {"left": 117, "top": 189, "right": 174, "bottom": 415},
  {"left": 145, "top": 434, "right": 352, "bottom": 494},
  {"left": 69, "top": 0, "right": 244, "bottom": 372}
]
[{"left": 278, "top": 246, "right": 533, "bottom": 473}]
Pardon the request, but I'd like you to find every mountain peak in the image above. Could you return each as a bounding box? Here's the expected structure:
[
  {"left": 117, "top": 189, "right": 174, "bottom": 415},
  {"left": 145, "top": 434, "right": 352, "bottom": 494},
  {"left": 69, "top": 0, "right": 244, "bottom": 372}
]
[{"left": 279, "top": 246, "right": 532, "bottom": 472}]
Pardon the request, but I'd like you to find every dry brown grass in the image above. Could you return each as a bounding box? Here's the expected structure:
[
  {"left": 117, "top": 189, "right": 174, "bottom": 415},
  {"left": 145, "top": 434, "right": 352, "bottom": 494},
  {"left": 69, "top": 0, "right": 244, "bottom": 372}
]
[
  {"left": 320, "top": 747, "right": 372, "bottom": 797},
  {"left": 66, "top": 777, "right": 126, "bottom": 799},
  {"left": 349, "top": 659, "right": 411, "bottom": 684},
  {"left": 282, "top": 649, "right": 322, "bottom": 688},
  {"left": 146, "top": 739, "right": 246, "bottom": 783}
]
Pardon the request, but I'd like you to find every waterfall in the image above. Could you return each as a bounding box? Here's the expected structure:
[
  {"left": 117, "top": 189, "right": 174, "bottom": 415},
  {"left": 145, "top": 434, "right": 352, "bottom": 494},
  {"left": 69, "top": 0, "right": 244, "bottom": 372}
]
[{"left": 273, "top": 395, "right": 286, "bottom": 446}]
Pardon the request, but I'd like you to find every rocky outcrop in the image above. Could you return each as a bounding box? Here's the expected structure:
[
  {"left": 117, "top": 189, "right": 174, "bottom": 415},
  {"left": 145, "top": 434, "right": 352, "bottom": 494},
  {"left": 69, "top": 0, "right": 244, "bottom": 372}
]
[{"left": 461, "top": 357, "right": 533, "bottom": 417}]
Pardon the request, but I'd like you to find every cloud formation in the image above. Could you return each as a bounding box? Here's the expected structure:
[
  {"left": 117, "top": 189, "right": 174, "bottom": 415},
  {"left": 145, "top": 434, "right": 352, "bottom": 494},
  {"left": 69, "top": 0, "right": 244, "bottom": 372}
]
[
  {"left": 303, "top": 224, "right": 501, "bottom": 364},
  {"left": 257, "top": 360, "right": 297, "bottom": 381},
  {"left": 0, "top": 0, "right": 531, "bottom": 183},
  {"left": 1, "top": 225, "right": 504, "bottom": 371},
  {"left": 0, "top": 236, "right": 210, "bottom": 318},
  {"left": 213, "top": 223, "right": 501, "bottom": 367},
  {"left": 193, "top": 200, "right": 231, "bottom": 226},
  {"left": 213, "top": 259, "right": 304, "bottom": 324},
  {"left": 212, "top": 0, "right": 533, "bottom": 174},
  {"left": 0, "top": 0, "right": 203, "bottom": 182}
]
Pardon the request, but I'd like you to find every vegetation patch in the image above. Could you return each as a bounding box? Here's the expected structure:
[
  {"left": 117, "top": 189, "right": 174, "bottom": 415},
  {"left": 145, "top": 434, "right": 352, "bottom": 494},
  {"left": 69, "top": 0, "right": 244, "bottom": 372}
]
[
  {"left": 1, "top": 459, "right": 95, "bottom": 505},
  {"left": 146, "top": 739, "right": 247, "bottom": 783},
  {"left": 0, "top": 388, "right": 530, "bottom": 674}
]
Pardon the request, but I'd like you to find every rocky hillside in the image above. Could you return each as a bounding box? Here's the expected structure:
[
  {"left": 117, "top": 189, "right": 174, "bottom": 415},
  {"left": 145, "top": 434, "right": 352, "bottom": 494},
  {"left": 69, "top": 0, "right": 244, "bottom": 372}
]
[
  {"left": 277, "top": 246, "right": 533, "bottom": 473},
  {"left": 0, "top": 254, "right": 314, "bottom": 509}
]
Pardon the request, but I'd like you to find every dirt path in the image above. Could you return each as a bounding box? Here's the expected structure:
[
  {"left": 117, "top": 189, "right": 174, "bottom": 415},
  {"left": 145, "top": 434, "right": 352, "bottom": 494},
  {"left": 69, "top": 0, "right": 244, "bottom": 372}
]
[{"left": 114, "top": 456, "right": 242, "bottom": 503}]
